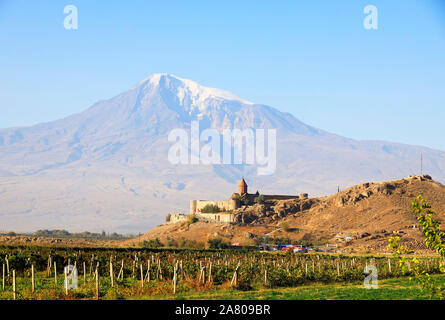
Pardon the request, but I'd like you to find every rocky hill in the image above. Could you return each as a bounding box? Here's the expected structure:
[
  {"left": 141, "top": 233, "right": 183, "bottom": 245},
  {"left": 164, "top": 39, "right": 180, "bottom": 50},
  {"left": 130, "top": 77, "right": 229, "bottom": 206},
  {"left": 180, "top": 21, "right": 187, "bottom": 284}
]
[{"left": 128, "top": 175, "right": 445, "bottom": 253}]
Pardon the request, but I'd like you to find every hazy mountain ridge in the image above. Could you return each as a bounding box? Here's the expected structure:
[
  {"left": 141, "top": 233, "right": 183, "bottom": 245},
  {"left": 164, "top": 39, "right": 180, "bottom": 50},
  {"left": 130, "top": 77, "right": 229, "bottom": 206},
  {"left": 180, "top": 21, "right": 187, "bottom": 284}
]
[{"left": 0, "top": 74, "right": 444, "bottom": 233}]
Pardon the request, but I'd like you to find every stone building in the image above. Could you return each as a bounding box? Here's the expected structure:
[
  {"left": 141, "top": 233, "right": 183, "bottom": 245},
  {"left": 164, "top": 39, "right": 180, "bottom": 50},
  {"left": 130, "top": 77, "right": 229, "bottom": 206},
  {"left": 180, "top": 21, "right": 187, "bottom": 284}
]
[
  {"left": 188, "top": 178, "right": 306, "bottom": 223},
  {"left": 166, "top": 213, "right": 188, "bottom": 224}
]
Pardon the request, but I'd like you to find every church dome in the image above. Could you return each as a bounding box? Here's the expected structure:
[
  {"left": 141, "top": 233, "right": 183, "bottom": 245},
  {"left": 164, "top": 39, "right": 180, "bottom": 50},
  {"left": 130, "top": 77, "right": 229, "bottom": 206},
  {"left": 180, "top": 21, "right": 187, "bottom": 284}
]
[{"left": 238, "top": 178, "right": 248, "bottom": 195}]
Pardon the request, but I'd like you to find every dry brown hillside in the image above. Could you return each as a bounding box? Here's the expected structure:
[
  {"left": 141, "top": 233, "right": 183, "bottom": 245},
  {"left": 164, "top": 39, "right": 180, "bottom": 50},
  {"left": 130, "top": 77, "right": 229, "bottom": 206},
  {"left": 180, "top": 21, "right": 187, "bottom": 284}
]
[{"left": 125, "top": 175, "right": 445, "bottom": 254}]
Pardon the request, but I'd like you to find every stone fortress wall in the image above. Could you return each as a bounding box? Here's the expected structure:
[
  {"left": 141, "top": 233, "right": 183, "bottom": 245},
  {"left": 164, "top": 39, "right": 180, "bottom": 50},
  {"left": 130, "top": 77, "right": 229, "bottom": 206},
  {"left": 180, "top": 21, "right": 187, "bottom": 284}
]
[
  {"left": 189, "top": 199, "right": 239, "bottom": 214},
  {"left": 167, "top": 213, "right": 188, "bottom": 224},
  {"left": 195, "top": 212, "right": 235, "bottom": 223},
  {"left": 262, "top": 194, "right": 307, "bottom": 201},
  {"left": 172, "top": 179, "right": 310, "bottom": 225}
]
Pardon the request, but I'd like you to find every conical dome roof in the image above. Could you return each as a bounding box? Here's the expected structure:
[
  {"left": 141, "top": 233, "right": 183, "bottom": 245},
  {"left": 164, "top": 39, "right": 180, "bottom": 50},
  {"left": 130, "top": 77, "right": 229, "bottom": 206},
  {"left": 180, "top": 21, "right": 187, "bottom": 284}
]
[{"left": 238, "top": 178, "right": 248, "bottom": 195}]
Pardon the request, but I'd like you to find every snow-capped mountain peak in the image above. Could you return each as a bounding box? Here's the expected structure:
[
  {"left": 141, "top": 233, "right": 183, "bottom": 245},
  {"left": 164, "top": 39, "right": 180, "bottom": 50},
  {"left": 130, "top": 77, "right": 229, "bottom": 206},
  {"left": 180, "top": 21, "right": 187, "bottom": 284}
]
[{"left": 137, "top": 73, "right": 253, "bottom": 113}]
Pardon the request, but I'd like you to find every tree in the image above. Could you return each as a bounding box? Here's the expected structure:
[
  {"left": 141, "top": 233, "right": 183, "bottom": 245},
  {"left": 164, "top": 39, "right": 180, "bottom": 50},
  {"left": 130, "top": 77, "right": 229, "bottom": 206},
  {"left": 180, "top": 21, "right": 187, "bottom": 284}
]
[
  {"left": 201, "top": 204, "right": 222, "bottom": 213},
  {"left": 254, "top": 194, "right": 265, "bottom": 204},
  {"left": 208, "top": 238, "right": 229, "bottom": 249},
  {"left": 389, "top": 195, "right": 445, "bottom": 299}
]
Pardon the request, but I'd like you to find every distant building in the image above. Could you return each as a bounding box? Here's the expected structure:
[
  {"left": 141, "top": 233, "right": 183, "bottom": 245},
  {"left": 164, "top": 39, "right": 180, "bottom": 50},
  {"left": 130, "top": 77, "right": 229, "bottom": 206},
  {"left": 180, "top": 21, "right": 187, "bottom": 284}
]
[
  {"left": 166, "top": 213, "right": 188, "bottom": 224},
  {"left": 187, "top": 178, "right": 306, "bottom": 223}
]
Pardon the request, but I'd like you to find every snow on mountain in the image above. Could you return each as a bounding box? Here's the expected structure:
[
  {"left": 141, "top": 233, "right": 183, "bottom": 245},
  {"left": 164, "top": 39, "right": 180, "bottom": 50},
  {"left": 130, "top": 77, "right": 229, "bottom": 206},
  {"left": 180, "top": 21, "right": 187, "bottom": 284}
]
[{"left": 137, "top": 73, "right": 254, "bottom": 112}]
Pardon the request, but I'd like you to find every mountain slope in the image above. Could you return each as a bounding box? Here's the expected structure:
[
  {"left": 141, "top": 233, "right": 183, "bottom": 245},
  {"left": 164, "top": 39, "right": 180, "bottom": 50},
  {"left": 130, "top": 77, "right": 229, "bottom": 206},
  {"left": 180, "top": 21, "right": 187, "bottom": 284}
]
[{"left": 0, "top": 74, "right": 444, "bottom": 233}]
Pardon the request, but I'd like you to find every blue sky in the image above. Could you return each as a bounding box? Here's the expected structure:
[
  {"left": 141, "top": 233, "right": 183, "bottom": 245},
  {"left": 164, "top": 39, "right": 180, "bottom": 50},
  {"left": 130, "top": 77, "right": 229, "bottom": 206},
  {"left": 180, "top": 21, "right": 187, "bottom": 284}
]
[{"left": 0, "top": 0, "right": 444, "bottom": 150}]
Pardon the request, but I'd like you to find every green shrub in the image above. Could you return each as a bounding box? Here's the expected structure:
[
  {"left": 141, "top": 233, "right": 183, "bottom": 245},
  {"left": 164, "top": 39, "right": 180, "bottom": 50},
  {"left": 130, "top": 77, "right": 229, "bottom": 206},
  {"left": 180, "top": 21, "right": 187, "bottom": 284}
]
[
  {"left": 178, "top": 237, "right": 204, "bottom": 249},
  {"left": 167, "top": 238, "right": 178, "bottom": 247},
  {"left": 280, "top": 222, "right": 290, "bottom": 232},
  {"left": 141, "top": 238, "right": 163, "bottom": 248},
  {"left": 208, "top": 238, "right": 229, "bottom": 249}
]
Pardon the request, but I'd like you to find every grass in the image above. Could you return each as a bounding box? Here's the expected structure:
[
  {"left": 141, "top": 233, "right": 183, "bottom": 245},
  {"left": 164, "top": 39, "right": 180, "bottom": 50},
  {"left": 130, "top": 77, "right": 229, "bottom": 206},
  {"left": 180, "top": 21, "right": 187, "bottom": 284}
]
[
  {"left": 1, "top": 273, "right": 444, "bottom": 300},
  {"left": 138, "top": 275, "right": 445, "bottom": 300}
]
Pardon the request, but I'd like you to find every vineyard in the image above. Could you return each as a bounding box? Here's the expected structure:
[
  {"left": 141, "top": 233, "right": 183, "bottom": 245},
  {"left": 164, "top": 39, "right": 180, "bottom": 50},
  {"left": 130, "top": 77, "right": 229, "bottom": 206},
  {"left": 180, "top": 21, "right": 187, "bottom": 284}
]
[{"left": 0, "top": 245, "right": 441, "bottom": 300}]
